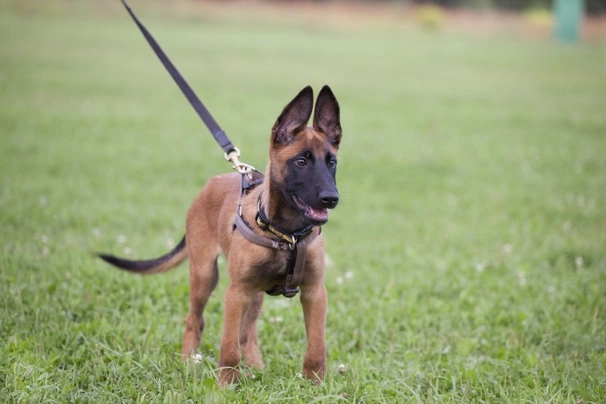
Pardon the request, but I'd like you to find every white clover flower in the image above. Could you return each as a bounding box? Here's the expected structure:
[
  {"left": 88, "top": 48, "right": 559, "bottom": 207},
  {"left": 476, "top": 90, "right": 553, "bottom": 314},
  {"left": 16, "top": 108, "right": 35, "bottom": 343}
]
[
  {"left": 325, "top": 254, "right": 333, "bottom": 268},
  {"left": 577, "top": 195, "right": 586, "bottom": 207},
  {"left": 517, "top": 271, "right": 526, "bottom": 286}
]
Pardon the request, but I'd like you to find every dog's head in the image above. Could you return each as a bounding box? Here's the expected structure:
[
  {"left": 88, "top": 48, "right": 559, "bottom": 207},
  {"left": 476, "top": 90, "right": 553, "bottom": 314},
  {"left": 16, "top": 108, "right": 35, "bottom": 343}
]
[{"left": 268, "top": 86, "right": 342, "bottom": 226}]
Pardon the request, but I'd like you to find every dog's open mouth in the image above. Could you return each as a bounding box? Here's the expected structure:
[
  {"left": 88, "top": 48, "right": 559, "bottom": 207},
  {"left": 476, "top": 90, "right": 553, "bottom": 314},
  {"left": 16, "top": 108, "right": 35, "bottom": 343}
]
[{"left": 292, "top": 194, "right": 328, "bottom": 224}]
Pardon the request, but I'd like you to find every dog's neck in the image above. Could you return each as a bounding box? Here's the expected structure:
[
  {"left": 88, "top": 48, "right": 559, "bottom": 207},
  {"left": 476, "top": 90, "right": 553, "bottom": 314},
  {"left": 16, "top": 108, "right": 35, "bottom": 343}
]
[{"left": 258, "top": 168, "right": 311, "bottom": 235}]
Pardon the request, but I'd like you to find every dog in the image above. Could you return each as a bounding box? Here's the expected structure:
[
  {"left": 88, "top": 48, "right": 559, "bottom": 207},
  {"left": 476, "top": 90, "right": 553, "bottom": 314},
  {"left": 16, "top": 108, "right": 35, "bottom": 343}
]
[{"left": 98, "top": 85, "right": 342, "bottom": 386}]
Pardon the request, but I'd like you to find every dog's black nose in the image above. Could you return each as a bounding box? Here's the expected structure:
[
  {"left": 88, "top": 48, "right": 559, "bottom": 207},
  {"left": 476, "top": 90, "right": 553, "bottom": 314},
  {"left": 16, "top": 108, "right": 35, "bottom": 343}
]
[{"left": 320, "top": 191, "right": 339, "bottom": 209}]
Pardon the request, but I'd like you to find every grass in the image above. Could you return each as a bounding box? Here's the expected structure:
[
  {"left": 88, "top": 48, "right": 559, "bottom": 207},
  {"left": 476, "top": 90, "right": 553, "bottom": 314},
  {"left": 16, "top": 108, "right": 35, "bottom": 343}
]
[{"left": 1, "top": 1, "right": 605, "bottom": 402}]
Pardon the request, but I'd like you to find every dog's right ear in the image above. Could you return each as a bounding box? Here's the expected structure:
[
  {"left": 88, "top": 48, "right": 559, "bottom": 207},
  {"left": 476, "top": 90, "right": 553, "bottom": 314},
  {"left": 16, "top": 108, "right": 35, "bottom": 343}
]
[{"left": 271, "top": 86, "right": 314, "bottom": 146}]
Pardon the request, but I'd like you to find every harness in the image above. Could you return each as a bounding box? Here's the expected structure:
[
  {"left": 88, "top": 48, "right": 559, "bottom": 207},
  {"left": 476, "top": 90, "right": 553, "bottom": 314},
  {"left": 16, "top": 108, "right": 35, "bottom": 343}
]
[
  {"left": 120, "top": 0, "right": 318, "bottom": 298},
  {"left": 233, "top": 172, "right": 320, "bottom": 298}
]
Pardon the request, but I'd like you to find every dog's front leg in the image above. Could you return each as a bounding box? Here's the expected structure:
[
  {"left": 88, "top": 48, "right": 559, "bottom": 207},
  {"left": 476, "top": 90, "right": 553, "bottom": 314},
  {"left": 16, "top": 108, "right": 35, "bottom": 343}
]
[
  {"left": 300, "top": 283, "right": 328, "bottom": 384},
  {"left": 218, "top": 283, "right": 251, "bottom": 387},
  {"left": 239, "top": 291, "right": 265, "bottom": 369}
]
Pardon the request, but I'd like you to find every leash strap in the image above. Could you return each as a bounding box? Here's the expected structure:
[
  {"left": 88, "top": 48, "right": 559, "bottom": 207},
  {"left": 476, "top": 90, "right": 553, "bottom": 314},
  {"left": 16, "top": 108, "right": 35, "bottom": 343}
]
[
  {"left": 121, "top": 2, "right": 314, "bottom": 296},
  {"left": 120, "top": 0, "right": 236, "bottom": 156}
]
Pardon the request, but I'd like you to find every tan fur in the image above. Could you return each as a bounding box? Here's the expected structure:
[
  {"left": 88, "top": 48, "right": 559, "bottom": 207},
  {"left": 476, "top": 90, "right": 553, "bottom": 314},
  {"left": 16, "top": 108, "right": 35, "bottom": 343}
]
[
  {"left": 182, "top": 126, "right": 332, "bottom": 386},
  {"left": 101, "top": 86, "right": 342, "bottom": 387}
]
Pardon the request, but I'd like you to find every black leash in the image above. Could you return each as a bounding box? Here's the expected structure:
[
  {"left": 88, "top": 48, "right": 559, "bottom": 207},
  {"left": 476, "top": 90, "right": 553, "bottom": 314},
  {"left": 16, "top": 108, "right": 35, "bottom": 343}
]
[
  {"left": 121, "top": 0, "right": 251, "bottom": 169},
  {"left": 121, "top": 0, "right": 315, "bottom": 298}
]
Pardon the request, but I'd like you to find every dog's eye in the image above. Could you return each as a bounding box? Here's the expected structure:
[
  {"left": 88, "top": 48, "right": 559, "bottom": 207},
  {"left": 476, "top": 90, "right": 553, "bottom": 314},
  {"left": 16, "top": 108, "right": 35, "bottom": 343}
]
[
  {"left": 327, "top": 158, "right": 337, "bottom": 168},
  {"left": 295, "top": 158, "right": 307, "bottom": 167}
]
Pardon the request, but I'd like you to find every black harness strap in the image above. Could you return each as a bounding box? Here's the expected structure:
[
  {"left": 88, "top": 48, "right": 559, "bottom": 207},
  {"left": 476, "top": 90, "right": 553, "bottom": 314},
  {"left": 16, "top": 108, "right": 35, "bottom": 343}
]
[{"left": 120, "top": 0, "right": 236, "bottom": 155}]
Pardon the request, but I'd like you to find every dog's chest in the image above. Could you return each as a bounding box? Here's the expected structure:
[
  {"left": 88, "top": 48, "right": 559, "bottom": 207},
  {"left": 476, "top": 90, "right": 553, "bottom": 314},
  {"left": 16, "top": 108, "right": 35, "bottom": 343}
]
[
  {"left": 247, "top": 249, "right": 293, "bottom": 287},
  {"left": 257, "top": 249, "right": 291, "bottom": 276}
]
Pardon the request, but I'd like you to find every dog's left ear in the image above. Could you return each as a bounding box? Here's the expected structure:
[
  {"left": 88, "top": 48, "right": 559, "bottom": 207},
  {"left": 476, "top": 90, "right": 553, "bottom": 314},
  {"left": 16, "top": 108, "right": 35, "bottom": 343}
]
[{"left": 313, "top": 85, "right": 342, "bottom": 148}]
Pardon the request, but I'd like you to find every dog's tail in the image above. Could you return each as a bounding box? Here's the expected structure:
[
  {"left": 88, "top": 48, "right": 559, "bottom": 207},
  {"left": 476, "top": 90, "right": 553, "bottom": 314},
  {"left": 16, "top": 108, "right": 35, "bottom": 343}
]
[{"left": 97, "top": 235, "right": 188, "bottom": 274}]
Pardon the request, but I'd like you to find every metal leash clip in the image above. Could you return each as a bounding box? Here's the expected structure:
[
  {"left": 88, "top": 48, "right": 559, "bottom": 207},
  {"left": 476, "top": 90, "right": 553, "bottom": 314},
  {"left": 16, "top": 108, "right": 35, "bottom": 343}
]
[{"left": 224, "top": 147, "right": 256, "bottom": 176}]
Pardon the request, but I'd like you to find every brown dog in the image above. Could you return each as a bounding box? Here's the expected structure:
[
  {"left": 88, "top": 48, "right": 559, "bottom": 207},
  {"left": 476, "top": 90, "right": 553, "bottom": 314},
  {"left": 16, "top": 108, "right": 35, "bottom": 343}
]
[{"left": 98, "top": 85, "right": 342, "bottom": 386}]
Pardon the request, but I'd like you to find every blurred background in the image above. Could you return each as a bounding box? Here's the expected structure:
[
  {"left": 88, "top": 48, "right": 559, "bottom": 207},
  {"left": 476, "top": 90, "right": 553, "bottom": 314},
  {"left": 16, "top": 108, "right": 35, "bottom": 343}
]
[
  {"left": 1, "top": 0, "right": 605, "bottom": 401},
  {"left": 3, "top": 0, "right": 605, "bottom": 41}
]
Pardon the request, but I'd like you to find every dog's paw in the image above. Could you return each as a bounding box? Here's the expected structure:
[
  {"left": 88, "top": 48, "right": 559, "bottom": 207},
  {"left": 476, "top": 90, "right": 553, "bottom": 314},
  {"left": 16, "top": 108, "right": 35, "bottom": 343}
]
[{"left": 219, "top": 367, "right": 240, "bottom": 388}]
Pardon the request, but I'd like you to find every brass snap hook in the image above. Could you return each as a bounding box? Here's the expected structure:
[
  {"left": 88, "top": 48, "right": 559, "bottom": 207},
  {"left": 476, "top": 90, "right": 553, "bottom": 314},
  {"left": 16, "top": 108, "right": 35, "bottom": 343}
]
[{"left": 224, "top": 147, "right": 256, "bottom": 175}]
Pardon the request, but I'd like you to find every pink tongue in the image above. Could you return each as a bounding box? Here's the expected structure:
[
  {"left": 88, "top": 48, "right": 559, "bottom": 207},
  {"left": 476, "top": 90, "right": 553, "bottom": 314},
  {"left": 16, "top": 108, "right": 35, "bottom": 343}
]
[{"left": 307, "top": 206, "right": 328, "bottom": 221}]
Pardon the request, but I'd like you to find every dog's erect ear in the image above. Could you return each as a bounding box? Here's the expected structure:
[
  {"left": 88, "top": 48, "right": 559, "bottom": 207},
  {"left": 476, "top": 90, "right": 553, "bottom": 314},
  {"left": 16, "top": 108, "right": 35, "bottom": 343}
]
[
  {"left": 313, "top": 85, "right": 342, "bottom": 148},
  {"left": 272, "top": 86, "right": 314, "bottom": 146}
]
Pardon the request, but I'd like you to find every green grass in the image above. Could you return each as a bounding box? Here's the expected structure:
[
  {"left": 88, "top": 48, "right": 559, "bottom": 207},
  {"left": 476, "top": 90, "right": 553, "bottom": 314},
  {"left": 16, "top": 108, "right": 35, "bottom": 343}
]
[{"left": 1, "top": 1, "right": 605, "bottom": 402}]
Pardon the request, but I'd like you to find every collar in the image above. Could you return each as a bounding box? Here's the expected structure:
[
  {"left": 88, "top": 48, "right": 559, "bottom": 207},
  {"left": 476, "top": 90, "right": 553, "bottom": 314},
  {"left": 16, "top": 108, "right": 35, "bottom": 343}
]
[{"left": 255, "top": 195, "right": 316, "bottom": 245}]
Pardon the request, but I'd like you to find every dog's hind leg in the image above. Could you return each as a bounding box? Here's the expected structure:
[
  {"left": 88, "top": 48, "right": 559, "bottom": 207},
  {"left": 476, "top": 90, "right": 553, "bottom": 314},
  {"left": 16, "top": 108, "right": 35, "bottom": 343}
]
[
  {"left": 182, "top": 255, "right": 219, "bottom": 359},
  {"left": 239, "top": 291, "right": 265, "bottom": 369}
]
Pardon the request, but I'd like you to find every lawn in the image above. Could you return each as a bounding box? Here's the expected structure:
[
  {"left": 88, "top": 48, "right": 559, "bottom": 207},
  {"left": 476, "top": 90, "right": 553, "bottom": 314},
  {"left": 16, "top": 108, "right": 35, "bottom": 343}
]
[{"left": 1, "top": 1, "right": 605, "bottom": 402}]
